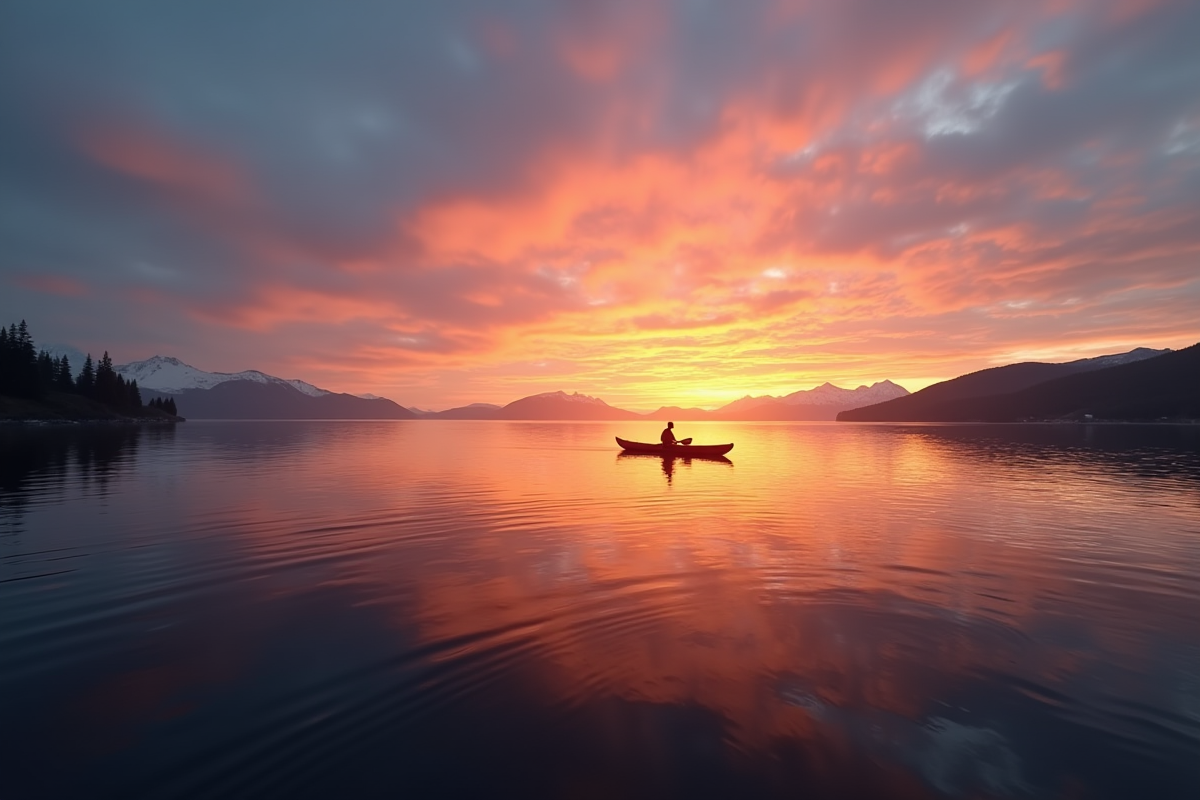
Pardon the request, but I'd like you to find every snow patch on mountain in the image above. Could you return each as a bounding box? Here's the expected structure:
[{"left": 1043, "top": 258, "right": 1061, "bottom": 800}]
[
  {"left": 283, "top": 379, "right": 330, "bottom": 397},
  {"left": 1070, "top": 347, "right": 1169, "bottom": 369},
  {"left": 42, "top": 343, "right": 87, "bottom": 374},
  {"left": 115, "top": 355, "right": 332, "bottom": 397}
]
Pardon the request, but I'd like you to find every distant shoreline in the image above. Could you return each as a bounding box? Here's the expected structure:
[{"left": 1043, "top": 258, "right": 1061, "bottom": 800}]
[{"left": 0, "top": 392, "right": 185, "bottom": 424}]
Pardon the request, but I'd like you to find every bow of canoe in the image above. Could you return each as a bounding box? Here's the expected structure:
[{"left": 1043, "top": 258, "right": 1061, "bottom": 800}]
[{"left": 615, "top": 437, "right": 734, "bottom": 457}]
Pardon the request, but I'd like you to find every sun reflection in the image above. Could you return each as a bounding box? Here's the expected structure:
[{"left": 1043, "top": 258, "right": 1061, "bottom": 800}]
[
  {"left": 162, "top": 420, "right": 1189, "bottom": 777},
  {"left": 10, "top": 421, "right": 1199, "bottom": 797}
]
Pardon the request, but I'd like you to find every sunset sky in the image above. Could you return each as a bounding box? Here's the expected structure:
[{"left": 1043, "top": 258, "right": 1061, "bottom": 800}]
[{"left": 2, "top": 0, "right": 1198, "bottom": 410}]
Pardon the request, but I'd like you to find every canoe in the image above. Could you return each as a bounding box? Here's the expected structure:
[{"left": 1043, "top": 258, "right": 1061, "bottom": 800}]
[{"left": 615, "top": 437, "right": 734, "bottom": 457}]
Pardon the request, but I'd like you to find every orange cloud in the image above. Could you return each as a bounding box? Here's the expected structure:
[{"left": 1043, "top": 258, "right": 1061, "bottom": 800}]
[{"left": 10, "top": 0, "right": 1194, "bottom": 409}]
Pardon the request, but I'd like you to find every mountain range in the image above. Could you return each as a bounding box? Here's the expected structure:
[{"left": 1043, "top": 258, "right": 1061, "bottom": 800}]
[
  {"left": 838, "top": 346, "right": 1191, "bottom": 422},
  {"left": 115, "top": 356, "right": 909, "bottom": 420},
  {"left": 119, "top": 356, "right": 415, "bottom": 420},
  {"left": 118, "top": 355, "right": 332, "bottom": 397},
  {"left": 115, "top": 344, "right": 1194, "bottom": 423}
]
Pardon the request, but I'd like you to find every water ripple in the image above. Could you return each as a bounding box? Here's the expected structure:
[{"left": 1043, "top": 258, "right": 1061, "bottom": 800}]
[{"left": 2, "top": 421, "right": 1199, "bottom": 798}]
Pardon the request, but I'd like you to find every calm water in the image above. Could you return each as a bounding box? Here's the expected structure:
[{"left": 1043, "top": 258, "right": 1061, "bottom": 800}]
[{"left": 2, "top": 421, "right": 1199, "bottom": 799}]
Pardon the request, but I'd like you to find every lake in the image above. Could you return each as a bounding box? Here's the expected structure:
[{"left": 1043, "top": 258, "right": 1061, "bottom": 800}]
[{"left": 2, "top": 420, "right": 1199, "bottom": 799}]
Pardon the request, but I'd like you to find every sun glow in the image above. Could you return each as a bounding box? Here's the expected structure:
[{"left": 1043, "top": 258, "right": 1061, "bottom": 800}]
[{"left": 5, "top": 0, "right": 1197, "bottom": 409}]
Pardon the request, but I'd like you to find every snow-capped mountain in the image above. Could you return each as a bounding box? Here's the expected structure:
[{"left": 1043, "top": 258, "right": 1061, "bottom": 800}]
[
  {"left": 718, "top": 380, "right": 909, "bottom": 415},
  {"left": 115, "top": 355, "right": 331, "bottom": 397},
  {"left": 1070, "top": 347, "right": 1169, "bottom": 369}
]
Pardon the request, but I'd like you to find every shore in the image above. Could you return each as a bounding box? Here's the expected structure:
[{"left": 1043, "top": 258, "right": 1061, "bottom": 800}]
[{"left": 0, "top": 391, "right": 184, "bottom": 424}]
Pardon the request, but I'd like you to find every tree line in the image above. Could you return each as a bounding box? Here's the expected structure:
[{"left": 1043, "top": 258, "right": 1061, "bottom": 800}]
[
  {"left": 148, "top": 397, "right": 178, "bottom": 415},
  {"left": 0, "top": 319, "right": 176, "bottom": 415}
]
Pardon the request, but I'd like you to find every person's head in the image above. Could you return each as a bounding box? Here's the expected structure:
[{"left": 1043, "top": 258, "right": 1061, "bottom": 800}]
[{"left": 667, "top": 421, "right": 674, "bottom": 428}]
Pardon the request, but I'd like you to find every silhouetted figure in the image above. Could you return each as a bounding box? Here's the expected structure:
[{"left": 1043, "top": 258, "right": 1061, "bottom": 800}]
[{"left": 661, "top": 421, "right": 677, "bottom": 445}]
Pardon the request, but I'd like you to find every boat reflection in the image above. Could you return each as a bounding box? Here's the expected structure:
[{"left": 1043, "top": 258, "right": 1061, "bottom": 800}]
[{"left": 616, "top": 451, "right": 733, "bottom": 484}]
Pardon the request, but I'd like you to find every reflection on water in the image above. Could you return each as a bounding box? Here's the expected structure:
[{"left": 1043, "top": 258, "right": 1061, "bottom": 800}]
[
  {"left": 0, "top": 425, "right": 175, "bottom": 536},
  {"left": 2, "top": 421, "right": 1199, "bottom": 799},
  {"left": 616, "top": 451, "right": 733, "bottom": 484}
]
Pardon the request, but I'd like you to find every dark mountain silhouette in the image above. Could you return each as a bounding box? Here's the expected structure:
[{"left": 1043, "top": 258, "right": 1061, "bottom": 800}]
[
  {"left": 88, "top": 350, "right": 912, "bottom": 420},
  {"left": 411, "top": 393, "right": 888, "bottom": 421},
  {"left": 641, "top": 402, "right": 868, "bottom": 421},
  {"left": 496, "top": 391, "right": 640, "bottom": 420},
  {"left": 416, "top": 391, "right": 638, "bottom": 420},
  {"left": 144, "top": 381, "right": 416, "bottom": 419},
  {"left": 715, "top": 380, "right": 908, "bottom": 416},
  {"left": 95, "top": 345, "right": 1179, "bottom": 422},
  {"left": 633, "top": 382, "right": 910, "bottom": 421},
  {"left": 715, "top": 401, "right": 852, "bottom": 421},
  {"left": 838, "top": 347, "right": 1170, "bottom": 422},
  {"left": 839, "top": 344, "right": 1197, "bottom": 422},
  {"left": 641, "top": 406, "right": 716, "bottom": 421},
  {"left": 446, "top": 386, "right": 910, "bottom": 421},
  {"left": 426, "top": 403, "right": 503, "bottom": 420}
]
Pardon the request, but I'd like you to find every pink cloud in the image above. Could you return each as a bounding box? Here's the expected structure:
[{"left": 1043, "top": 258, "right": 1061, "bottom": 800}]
[
  {"left": 78, "top": 123, "right": 248, "bottom": 205},
  {"left": 14, "top": 274, "right": 88, "bottom": 297}
]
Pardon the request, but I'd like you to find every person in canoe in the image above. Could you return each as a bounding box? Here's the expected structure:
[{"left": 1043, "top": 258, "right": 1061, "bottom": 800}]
[{"left": 661, "top": 421, "right": 688, "bottom": 446}]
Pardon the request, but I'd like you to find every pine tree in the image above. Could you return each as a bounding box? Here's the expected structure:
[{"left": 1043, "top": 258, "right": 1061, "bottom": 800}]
[
  {"left": 0, "top": 322, "right": 36, "bottom": 397},
  {"left": 78, "top": 354, "right": 96, "bottom": 398},
  {"left": 37, "top": 351, "right": 56, "bottom": 392},
  {"left": 6, "top": 321, "right": 40, "bottom": 397},
  {"left": 166, "top": 397, "right": 178, "bottom": 416},
  {"left": 57, "top": 355, "right": 75, "bottom": 392},
  {"left": 0, "top": 326, "right": 9, "bottom": 395},
  {"left": 13, "top": 321, "right": 39, "bottom": 397},
  {"left": 95, "top": 351, "right": 118, "bottom": 405}
]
